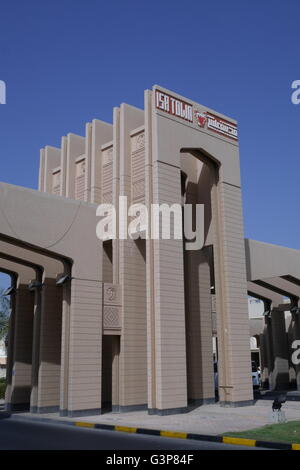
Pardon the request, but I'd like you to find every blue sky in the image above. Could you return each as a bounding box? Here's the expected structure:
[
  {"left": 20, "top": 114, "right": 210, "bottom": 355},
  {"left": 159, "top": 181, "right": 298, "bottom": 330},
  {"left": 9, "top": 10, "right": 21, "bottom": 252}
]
[{"left": 0, "top": 0, "right": 299, "bottom": 287}]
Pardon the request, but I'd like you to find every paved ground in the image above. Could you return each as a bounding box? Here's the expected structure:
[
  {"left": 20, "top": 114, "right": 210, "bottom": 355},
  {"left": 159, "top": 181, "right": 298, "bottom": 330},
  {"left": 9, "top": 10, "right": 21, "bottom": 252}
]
[
  {"left": 12, "top": 399, "right": 300, "bottom": 436},
  {"left": 0, "top": 416, "right": 263, "bottom": 450}
]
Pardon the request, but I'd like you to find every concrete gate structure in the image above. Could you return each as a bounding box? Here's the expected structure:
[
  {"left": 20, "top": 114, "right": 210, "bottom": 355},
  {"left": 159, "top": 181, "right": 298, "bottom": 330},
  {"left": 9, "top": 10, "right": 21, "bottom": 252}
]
[{"left": 1, "top": 85, "right": 300, "bottom": 417}]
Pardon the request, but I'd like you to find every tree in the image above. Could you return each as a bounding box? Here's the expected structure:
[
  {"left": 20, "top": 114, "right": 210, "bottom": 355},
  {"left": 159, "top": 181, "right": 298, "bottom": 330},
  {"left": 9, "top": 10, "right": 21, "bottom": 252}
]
[{"left": 0, "top": 288, "right": 10, "bottom": 342}]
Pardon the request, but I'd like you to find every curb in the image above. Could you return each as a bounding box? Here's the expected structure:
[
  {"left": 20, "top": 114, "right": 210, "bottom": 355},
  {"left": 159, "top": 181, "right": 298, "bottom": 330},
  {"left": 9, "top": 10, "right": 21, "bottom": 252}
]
[{"left": 7, "top": 413, "right": 300, "bottom": 450}]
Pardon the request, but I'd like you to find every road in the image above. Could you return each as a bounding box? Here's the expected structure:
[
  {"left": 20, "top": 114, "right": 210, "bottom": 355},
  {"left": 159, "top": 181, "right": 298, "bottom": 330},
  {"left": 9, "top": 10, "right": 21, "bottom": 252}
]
[{"left": 0, "top": 413, "right": 264, "bottom": 450}]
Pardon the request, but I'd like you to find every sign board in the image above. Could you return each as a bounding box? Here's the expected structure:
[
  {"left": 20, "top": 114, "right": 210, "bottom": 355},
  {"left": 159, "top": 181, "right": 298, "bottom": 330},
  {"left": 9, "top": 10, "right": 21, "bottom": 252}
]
[
  {"left": 156, "top": 89, "right": 238, "bottom": 141},
  {"left": 195, "top": 110, "right": 238, "bottom": 140},
  {"left": 206, "top": 113, "right": 238, "bottom": 140},
  {"left": 155, "top": 90, "right": 193, "bottom": 123}
]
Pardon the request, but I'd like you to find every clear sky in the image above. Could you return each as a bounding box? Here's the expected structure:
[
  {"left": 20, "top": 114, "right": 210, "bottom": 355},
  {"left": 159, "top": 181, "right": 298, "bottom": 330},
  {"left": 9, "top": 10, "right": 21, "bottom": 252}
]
[{"left": 0, "top": 0, "right": 299, "bottom": 287}]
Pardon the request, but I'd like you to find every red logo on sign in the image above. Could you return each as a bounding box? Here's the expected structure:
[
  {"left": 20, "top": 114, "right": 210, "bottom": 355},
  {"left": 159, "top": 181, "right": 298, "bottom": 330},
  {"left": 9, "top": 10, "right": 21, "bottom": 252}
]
[{"left": 194, "top": 111, "right": 207, "bottom": 128}]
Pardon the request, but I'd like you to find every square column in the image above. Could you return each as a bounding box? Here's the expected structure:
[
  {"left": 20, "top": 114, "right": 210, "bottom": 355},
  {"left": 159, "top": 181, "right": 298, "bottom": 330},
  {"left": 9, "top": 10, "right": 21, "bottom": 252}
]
[
  {"left": 6, "top": 285, "right": 34, "bottom": 411},
  {"left": 30, "top": 288, "right": 42, "bottom": 412},
  {"left": 149, "top": 161, "right": 188, "bottom": 414},
  {"left": 36, "top": 279, "right": 62, "bottom": 413},
  {"left": 270, "top": 310, "right": 289, "bottom": 390},
  {"left": 4, "top": 290, "right": 16, "bottom": 410},
  {"left": 212, "top": 182, "right": 253, "bottom": 405},
  {"left": 260, "top": 317, "right": 274, "bottom": 389},
  {"left": 64, "top": 278, "right": 103, "bottom": 417},
  {"left": 292, "top": 313, "right": 300, "bottom": 390},
  {"left": 59, "top": 283, "right": 71, "bottom": 414},
  {"left": 185, "top": 249, "right": 215, "bottom": 404},
  {"left": 116, "top": 104, "right": 147, "bottom": 411},
  {"left": 118, "top": 238, "right": 147, "bottom": 411}
]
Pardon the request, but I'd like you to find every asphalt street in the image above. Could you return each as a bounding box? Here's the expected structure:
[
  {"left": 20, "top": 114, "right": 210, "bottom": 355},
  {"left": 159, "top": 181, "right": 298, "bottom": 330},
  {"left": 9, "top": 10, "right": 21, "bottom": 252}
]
[{"left": 0, "top": 414, "right": 264, "bottom": 450}]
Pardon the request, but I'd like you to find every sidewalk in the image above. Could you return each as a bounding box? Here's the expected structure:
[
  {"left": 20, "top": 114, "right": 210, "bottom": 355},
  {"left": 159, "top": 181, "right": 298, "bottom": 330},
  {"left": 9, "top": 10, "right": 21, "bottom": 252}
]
[{"left": 14, "top": 400, "right": 300, "bottom": 436}]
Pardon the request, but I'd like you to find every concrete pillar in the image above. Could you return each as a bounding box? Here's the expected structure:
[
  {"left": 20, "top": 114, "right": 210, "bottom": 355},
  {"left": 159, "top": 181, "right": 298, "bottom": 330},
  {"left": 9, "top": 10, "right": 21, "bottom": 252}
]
[
  {"left": 150, "top": 161, "right": 188, "bottom": 414},
  {"left": 116, "top": 105, "right": 147, "bottom": 411},
  {"left": 65, "top": 133, "right": 85, "bottom": 199},
  {"left": 4, "top": 283, "right": 16, "bottom": 409},
  {"left": 144, "top": 90, "right": 188, "bottom": 414},
  {"left": 212, "top": 181, "right": 253, "bottom": 405},
  {"left": 270, "top": 310, "right": 289, "bottom": 390},
  {"left": 64, "top": 278, "right": 103, "bottom": 417},
  {"left": 259, "top": 332, "right": 268, "bottom": 387},
  {"left": 118, "top": 238, "right": 147, "bottom": 411},
  {"left": 88, "top": 119, "right": 113, "bottom": 204},
  {"left": 260, "top": 315, "right": 274, "bottom": 389},
  {"left": 8, "top": 285, "right": 34, "bottom": 411},
  {"left": 30, "top": 287, "right": 42, "bottom": 412},
  {"left": 36, "top": 279, "right": 62, "bottom": 413},
  {"left": 185, "top": 248, "right": 215, "bottom": 404},
  {"left": 290, "top": 313, "right": 300, "bottom": 390},
  {"left": 59, "top": 283, "right": 71, "bottom": 414}
]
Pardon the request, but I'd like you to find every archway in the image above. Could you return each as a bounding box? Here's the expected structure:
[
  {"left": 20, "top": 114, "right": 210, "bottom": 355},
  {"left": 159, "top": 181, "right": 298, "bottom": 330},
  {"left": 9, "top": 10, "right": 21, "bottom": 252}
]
[
  {"left": 180, "top": 150, "right": 217, "bottom": 404},
  {"left": 180, "top": 147, "right": 253, "bottom": 406}
]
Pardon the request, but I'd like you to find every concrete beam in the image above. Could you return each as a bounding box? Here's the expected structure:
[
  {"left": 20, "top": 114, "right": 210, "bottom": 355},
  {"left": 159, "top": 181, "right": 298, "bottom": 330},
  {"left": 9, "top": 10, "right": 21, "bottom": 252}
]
[{"left": 245, "top": 239, "right": 300, "bottom": 281}]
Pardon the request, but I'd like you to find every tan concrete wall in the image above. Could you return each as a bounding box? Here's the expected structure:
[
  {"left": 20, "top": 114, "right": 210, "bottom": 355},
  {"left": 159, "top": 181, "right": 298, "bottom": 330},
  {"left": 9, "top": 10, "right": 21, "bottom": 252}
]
[
  {"left": 0, "top": 183, "right": 101, "bottom": 281},
  {"left": 0, "top": 184, "right": 101, "bottom": 417}
]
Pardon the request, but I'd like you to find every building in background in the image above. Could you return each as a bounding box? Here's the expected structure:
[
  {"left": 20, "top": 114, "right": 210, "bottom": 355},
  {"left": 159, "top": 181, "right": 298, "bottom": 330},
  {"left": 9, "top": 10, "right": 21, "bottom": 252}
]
[{"left": 0, "top": 339, "right": 6, "bottom": 379}]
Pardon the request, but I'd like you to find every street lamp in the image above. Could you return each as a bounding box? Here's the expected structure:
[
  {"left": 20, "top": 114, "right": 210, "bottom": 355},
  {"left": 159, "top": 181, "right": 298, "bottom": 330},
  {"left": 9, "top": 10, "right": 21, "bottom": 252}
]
[
  {"left": 28, "top": 280, "right": 43, "bottom": 291},
  {"left": 2, "top": 287, "right": 16, "bottom": 296},
  {"left": 56, "top": 275, "right": 71, "bottom": 286}
]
